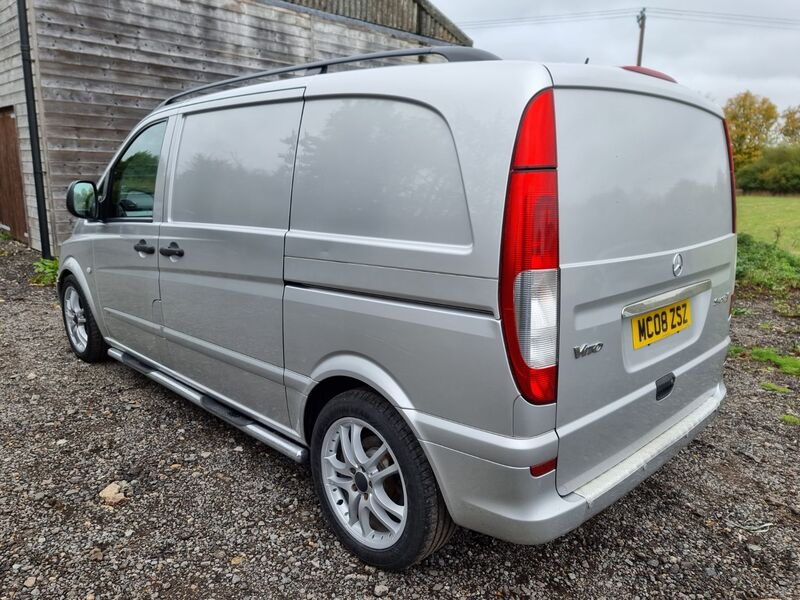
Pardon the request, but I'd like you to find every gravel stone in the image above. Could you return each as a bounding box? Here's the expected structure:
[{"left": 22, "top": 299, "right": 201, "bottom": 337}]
[{"left": 1, "top": 238, "right": 798, "bottom": 598}]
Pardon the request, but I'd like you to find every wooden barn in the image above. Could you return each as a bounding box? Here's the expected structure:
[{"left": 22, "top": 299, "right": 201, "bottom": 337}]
[{"left": 0, "top": 0, "right": 469, "bottom": 256}]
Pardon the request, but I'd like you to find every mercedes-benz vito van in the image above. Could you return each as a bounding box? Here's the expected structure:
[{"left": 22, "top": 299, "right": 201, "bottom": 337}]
[{"left": 58, "top": 47, "right": 736, "bottom": 570}]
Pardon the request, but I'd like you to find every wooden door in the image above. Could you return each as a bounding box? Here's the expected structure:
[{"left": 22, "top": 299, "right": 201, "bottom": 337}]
[{"left": 0, "top": 107, "right": 28, "bottom": 241}]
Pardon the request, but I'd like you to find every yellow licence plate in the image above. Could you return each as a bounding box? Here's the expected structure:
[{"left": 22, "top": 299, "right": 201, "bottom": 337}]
[{"left": 631, "top": 299, "right": 692, "bottom": 350}]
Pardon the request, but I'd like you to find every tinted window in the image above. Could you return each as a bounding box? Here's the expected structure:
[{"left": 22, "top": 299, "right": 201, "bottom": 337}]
[
  {"left": 107, "top": 121, "right": 167, "bottom": 219},
  {"left": 291, "top": 98, "right": 471, "bottom": 245},
  {"left": 170, "top": 102, "right": 301, "bottom": 228}
]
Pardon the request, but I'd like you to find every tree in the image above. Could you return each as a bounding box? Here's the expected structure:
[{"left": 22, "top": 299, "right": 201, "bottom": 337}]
[
  {"left": 735, "top": 144, "right": 800, "bottom": 194},
  {"left": 780, "top": 105, "right": 800, "bottom": 145},
  {"left": 723, "top": 91, "right": 778, "bottom": 168}
]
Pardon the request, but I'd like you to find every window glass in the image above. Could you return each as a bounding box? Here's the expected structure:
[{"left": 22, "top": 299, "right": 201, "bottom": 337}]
[
  {"left": 107, "top": 121, "right": 166, "bottom": 219},
  {"left": 291, "top": 98, "right": 471, "bottom": 245},
  {"left": 170, "top": 102, "right": 301, "bottom": 228}
]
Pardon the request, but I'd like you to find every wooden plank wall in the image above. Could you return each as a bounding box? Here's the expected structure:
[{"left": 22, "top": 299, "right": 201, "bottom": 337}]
[
  {"left": 0, "top": 0, "right": 39, "bottom": 249},
  {"left": 31, "top": 0, "right": 437, "bottom": 247},
  {"left": 283, "top": 0, "right": 470, "bottom": 44}
]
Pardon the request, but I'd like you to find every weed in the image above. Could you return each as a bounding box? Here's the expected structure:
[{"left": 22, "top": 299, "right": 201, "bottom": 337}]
[
  {"left": 727, "top": 344, "right": 747, "bottom": 358},
  {"left": 736, "top": 234, "right": 800, "bottom": 292},
  {"left": 751, "top": 347, "right": 800, "bottom": 376},
  {"left": 731, "top": 306, "right": 751, "bottom": 317},
  {"left": 780, "top": 414, "right": 800, "bottom": 426},
  {"left": 758, "top": 322, "right": 773, "bottom": 331},
  {"left": 761, "top": 382, "right": 791, "bottom": 394},
  {"left": 31, "top": 257, "right": 58, "bottom": 286},
  {"left": 775, "top": 301, "right": 800, "bottom": 318},
  {"left": 0, "top": 230, "right": 11, "bottom": 241}
]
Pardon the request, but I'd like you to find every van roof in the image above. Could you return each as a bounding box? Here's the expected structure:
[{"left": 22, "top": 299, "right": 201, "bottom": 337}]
[
  {"left": 154, "top": 46, "right": 499, "bottom": 112},
  {"left": 150, "top": 47, "right": 721, "bottom": 121}
]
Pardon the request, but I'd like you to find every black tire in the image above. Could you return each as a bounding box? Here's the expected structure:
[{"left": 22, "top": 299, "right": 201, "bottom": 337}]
[
  {"left": 60, "top": 274, "right": 107, "bottom": 363},
  {"left": 310, "top": 388, "right": 455, "bottom": 570}
]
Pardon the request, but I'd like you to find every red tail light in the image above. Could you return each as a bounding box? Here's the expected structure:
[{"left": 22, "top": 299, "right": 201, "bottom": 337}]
[
  {"left": 500, "top": 89, "right": 559, "bottom": 405},
  {"left": 723, "top": 119, "right": 737, "bottom": 233}
]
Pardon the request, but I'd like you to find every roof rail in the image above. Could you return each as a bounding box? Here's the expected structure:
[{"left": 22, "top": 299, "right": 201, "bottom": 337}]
[{"left": 158, "top": 46, "right": 500, "bottom": 108}]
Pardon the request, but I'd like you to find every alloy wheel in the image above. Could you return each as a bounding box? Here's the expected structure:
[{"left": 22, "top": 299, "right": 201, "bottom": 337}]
[{"left": 320, "top": 417, "right": 407, "bottom": 549}]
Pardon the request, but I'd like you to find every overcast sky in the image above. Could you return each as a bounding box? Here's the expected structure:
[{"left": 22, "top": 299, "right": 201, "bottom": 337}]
[{"left": 433, "top": 0, "right": 800, "bottom": 112}]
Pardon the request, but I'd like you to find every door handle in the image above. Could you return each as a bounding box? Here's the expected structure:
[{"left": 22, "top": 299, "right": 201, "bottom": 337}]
[
  {"left": 159, "top": 242, "right": 185, "bottom": 258},
  {"left": 133, "top": 239, "right": 155, "bottom": 254}
]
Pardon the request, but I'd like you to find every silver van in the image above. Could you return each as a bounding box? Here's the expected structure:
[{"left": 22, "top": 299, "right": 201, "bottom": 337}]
[{"left": 58, "top": 47, "right": 737, "bottom": 570}]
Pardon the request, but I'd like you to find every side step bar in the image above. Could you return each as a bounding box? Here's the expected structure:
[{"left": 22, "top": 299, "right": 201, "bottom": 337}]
[{"left": 107, "top": 348, "right": 308, "bottom": 463}]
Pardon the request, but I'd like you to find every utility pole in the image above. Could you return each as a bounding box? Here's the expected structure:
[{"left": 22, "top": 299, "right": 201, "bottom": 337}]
[{"left": 636, "top": 7, "right": 646, "bottom": 66}]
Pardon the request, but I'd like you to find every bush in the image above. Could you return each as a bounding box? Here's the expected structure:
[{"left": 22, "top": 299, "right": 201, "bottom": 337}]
[
  {"left": 736, "top": 144, "right": 800, "bottom": 194},
  {"left": 736, "top": 233, "right": 800, "bottom": 291},
  {"left": 31, "top": 257, "right": 59, "bottom": 286}
]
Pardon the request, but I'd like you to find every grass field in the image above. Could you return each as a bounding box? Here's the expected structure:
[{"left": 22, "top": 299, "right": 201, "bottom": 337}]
[{"left": 737, "top": 195, "right": 800, "bottom": 257}]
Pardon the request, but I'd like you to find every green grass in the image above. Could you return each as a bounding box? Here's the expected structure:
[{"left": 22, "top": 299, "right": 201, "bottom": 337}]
[
  {"left": 728, "top": 344, "right": 746, "bottom": 357},
  {"left": 0, "top": 230, "right": 11, "bottom": 241},
  {"left": 30, "top": 258, "right": 58, "bottom": 286},
  {"left": 737, "top": 195, "right": 800, "bottom": 257},
  {"left": 761, "top": 382, "right": 791, "bottom": 394},
  {"left": 736, "top": 233, "right": 800, "bottom": 291},
  {"left": 780, "top": 414, "right": 800, "bottom": 426},
  {"left": 750, "top": 347, "right": 800, "bottom": 376}
]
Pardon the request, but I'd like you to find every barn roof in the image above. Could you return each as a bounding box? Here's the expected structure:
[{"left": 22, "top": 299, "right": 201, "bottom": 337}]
[{"left": 276, "top": 0, "right": 472, "bottom": 45}]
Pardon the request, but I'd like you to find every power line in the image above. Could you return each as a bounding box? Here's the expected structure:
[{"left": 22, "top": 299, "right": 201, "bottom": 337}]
[
  {"left": 647, "top": 9, "right": 800, "bottom": 30},
  {"left": 460, "top": 9, "right": 635, "bottom": 29},
  {"left": 460, "top": 7, "right": 633, "bottom": 24},
  {"left": 648, "top": 15, "right": 800, "bottom": 31},
  {"left": 459, "top": 7, "right": 800, "bottom": 31},
  {"left": 648, "top": 7, "right": 800, "bottom": 26}
]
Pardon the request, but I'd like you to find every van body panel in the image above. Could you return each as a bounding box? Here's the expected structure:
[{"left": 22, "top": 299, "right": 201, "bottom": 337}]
[
  {"left": 545, "top": 63, "right": 723, "bottom": 117},
  {"left": 420, "top": 382, "right": 723, "bottom": 545},
  {"left": 283, "top": 285, "right": 519, "bottom": 435},
  {"left": 286, "top": 61, "right": 553, "bottom": 283},
  {"left": 550, "top": 83, "right": 734, "bottom": 495},
  {"left": 284, "top": 256, "right": 498, "bottom": 316},
  {"left": 554, "top": 88, "right": 732, "bottom": 264}
]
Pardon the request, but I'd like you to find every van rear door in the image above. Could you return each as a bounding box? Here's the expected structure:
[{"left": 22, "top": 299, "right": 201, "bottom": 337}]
[{"left": 548, "top": 66, "right": 736, "bottom": 495}]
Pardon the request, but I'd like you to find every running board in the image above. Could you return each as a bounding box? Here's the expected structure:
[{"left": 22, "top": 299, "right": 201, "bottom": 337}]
[{"left": 107, "top": 348, "right": 308, "bottom": 463}]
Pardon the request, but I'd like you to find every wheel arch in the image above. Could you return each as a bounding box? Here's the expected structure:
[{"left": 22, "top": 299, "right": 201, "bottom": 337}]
[
  {"left": 299, "top": 354, "right": 418, "bottom": 446},
  {"left": 57, "top": 256, "right": 104, "bottom": 334}
]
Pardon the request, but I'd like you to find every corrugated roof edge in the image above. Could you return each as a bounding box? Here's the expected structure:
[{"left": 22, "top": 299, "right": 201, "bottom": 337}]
[{"left": 267, "top": 0, "right": 473, "bottom": 46}]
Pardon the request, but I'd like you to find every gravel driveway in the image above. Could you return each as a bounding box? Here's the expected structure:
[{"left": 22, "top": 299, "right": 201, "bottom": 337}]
[{"left": 1, "top": 238, "right": 798, "bottom": 599}]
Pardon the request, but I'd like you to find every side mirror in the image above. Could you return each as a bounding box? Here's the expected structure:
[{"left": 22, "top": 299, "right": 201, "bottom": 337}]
[{"left": 66, "top": 180, "right": 98, "bottom": 219}]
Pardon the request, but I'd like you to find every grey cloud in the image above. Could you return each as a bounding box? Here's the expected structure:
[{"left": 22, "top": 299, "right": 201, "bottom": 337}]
[{"left": 434, "top": 0, "right": 800, "bottom": 110}]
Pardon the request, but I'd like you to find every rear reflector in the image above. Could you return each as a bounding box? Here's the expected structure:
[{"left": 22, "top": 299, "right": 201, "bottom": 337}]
[
  {"left": 500, "top": 89, "right": 559, "bottom": 405},
  {"left": 620, "top": 65, "right": 677, "bottom": 83},
  {"left": 530, "top": 457, "right": 557, "bottom": 477}
]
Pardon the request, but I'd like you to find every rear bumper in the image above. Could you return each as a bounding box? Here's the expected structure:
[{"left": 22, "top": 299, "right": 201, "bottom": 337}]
[{"left": 408, "top": 382, "right": 724, "bottom": 545}]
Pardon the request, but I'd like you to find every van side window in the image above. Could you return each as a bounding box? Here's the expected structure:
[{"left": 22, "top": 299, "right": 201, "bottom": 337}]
[
  {"left": 170, "top": 103, "right": 300, "bottom": 228},
  {"left": 291, "top": 98, "right": 471, "bottom": 245},
  {"left": 107, "top": 121, "right": 167, "bottom": 220}
]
